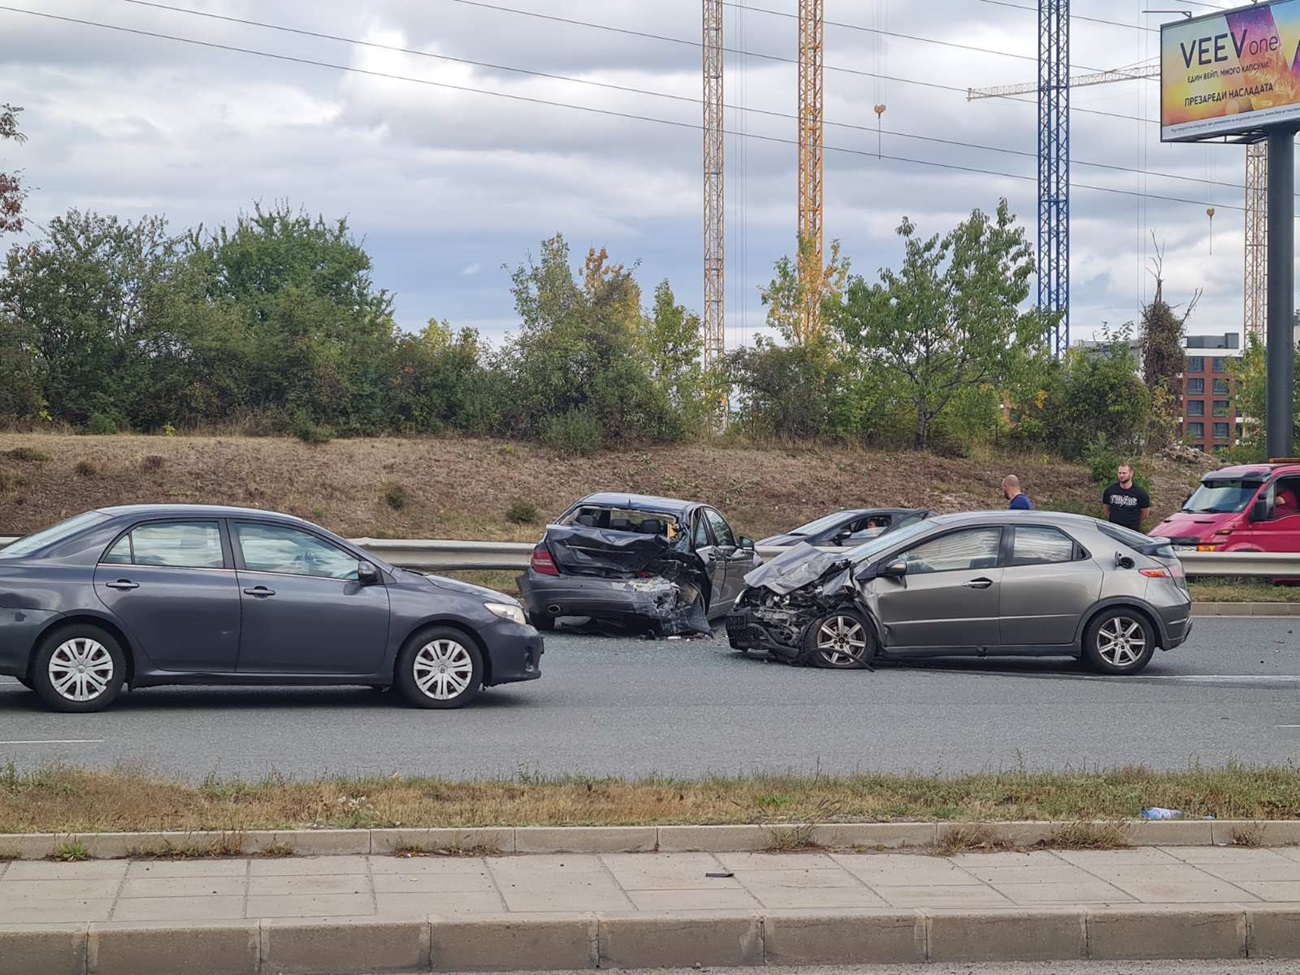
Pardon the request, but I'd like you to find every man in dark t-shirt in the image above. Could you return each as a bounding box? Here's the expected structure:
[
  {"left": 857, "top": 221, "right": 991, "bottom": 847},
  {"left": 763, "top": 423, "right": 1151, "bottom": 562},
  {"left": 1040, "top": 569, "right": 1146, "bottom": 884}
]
[{"left": 1102, "top": 463, "right": 1150, "bottom": 531}]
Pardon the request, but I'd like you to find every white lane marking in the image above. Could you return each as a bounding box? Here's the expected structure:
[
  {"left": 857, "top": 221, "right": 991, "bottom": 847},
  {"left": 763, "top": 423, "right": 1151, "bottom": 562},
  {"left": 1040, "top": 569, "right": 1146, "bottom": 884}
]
[
  {"left": 0, "top": 739, "right": 105, "bottom": 745},
  {"left": 1276, "top": 725, "right": 1300, "bottom": 729}
]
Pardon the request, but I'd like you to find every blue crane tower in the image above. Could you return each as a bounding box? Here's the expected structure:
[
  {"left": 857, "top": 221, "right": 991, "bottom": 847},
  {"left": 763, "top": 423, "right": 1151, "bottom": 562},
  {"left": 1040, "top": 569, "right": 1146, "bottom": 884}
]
[{"left": 1038, "top": 0, "right": 1069, "bottom": 356}]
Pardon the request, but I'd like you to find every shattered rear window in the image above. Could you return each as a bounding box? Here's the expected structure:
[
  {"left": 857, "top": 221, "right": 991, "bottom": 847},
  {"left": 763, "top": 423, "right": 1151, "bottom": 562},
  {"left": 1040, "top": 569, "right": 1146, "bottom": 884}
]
[{"left": 558, "top": 506, "right": 683, "bottom": 538}]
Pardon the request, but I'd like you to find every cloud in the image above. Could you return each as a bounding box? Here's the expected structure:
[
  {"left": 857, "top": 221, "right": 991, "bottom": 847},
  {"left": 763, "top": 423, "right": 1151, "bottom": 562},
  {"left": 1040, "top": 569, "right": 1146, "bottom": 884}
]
[{"left": 460, "top": 262, "right": 481, "bottom": 276}]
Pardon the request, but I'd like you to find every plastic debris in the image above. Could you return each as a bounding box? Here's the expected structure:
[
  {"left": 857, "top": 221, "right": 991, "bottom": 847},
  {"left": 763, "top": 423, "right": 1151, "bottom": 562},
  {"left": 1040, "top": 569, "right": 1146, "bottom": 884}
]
[{"left": 1141, "top": 807, "right": 1183, "bottom": 820}]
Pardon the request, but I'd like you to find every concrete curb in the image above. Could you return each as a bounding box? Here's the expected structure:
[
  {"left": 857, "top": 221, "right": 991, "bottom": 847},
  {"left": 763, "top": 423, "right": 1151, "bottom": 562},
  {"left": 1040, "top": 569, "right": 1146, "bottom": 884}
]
[
  {"left": 4, "top": 820, "right": 1299, "bottom": 861},
  {"left": 1193, "top": 601, "right": 1300, "bottom": 617},
  {"left": 5, "top": 906, "right": 1297, "bottom": 973}
]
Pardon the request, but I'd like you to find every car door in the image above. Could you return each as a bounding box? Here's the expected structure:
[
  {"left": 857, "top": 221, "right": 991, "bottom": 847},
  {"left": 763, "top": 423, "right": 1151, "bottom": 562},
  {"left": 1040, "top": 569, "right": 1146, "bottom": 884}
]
[
  {"left": 1239, "top": 476, "right": 1300, "bottom": 552},
  {"left": 998, "top": 525, "right": 1102, "bottom": 648},
  {"left": 703, "top": 508, "right": 753, "bottom": 604},
  {"left": 870, "top": 527, "right": 1004, "bottom": 651},
  {"left": 232, "top": 521, "right": 391, "bottom": 675},
  {"left": 94, "top": 520, "right": 241, "bottom": 672}
]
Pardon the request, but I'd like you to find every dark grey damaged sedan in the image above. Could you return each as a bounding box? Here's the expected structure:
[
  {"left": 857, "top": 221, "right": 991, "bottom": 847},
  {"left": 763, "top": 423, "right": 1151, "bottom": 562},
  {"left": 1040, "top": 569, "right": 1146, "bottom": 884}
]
[{"left": 0, "top": 505, "right": 542, "bottom": 712}]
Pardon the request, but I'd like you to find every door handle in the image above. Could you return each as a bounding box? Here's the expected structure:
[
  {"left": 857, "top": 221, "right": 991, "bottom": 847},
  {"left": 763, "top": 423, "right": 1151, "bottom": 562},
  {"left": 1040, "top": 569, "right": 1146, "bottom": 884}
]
[
  {"left": 104, "top": 580, "right": 139, "bottom": 591},
  {"left": 243, "top": 586, "right": 276, "bottom": 598},
  {"left": 964, "top": 577, "right": 994, "bottom": 589}
]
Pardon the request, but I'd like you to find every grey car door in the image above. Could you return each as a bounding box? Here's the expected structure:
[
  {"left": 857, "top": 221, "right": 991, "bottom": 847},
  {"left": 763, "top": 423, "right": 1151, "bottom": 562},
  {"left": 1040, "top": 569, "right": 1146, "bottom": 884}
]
[
  {"left": 232, "top": 522, "right": 390, "bottom": 675},
  {"left": 94, "top": 520, "right": 241, "bottom": 672},
  {"left": 998, "top": 525, "right": 1101, "bottom": 647},
  {"left": 703, "top": 508, "right": 752, "bottom": 603},
  {"left": 689, "top": 511, "right": 728, "bottom": 609},
  {"left": 870, "top": 527, "right": 1004, "bottom": 650}
]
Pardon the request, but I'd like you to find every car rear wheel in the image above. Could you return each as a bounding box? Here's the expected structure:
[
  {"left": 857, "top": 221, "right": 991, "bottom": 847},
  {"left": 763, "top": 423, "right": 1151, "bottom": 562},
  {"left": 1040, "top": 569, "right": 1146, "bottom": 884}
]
[
  {"left": 804, "top": 610, "right": 874, "bottom": 670},
  {"left": 395, "top": 628, "right": 484, "bottom": 709},
  {"left": 1083, "top": 610, "right": 1156, "bottom": 675},
  {"left": 32, "top": 625, "right": 127, "bottom": 713}
]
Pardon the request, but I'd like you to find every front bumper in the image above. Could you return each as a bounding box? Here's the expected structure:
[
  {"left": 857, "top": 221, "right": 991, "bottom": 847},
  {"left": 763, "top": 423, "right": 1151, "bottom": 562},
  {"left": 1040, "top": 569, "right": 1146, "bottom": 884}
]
[
  {"left": 480, "top": 619, "right": 544, "bottom": 686},
  {"left": 724, "top": 607, "right": 804, "bottom": 662}
]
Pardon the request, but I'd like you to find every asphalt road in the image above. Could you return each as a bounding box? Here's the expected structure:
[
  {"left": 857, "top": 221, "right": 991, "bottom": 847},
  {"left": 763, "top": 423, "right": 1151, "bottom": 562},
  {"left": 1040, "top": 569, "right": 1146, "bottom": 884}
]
[{"left": 0, "top": 619, "right": 1297, "bottom": 781}]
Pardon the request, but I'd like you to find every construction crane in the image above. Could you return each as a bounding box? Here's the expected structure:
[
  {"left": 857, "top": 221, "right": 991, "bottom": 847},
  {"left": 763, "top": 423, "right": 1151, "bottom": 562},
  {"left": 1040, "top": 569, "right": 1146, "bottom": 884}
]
[
  {"left": 797, "top": 0, "right": 825, "bottom": 341},
  {"left": 970, "top": 62, "right": 1269, "bottom": 345},
  {"left": 702, "top": 0, "right": 725, "bottom": 392}
]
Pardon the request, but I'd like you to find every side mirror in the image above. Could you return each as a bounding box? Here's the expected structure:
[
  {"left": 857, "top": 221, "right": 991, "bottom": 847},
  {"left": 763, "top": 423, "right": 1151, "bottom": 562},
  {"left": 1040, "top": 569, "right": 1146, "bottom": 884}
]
[
  {"left": 1113, "top": 551, "right": 1135, "bottom": 570},
  {"left": 1251, "top": 498, "right": 1272, "bottom": 522},
  {"left": 880, "top": 560, "right": 908, "bottom": 579},
  {"left": 832, "top": 530, "right": 852, "bottom": 544},
  {"left": 357, "top": 561, "right": 380, "bottom": 585},
  {"left": 740, "top": 536, "right": 755, "bottom": 551}
]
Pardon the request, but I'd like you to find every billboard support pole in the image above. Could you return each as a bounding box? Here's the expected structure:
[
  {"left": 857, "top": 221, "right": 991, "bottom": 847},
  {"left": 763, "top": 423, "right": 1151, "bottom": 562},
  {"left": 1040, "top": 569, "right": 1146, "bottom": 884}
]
[{"left": 1266, "top": 128, "right": 1295, "bottom": 459}]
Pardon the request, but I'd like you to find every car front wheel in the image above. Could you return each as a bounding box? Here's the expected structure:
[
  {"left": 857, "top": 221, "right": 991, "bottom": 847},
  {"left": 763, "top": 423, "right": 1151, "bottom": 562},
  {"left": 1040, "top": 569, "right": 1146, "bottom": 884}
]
[
  {"left": 1083, "top": 610, "right": 1156, "bottom": 675},
  {"left": 803, "top": 609, "right": 875, "bottom": 670},
  {"left": 395, "top": 628, "right": 484, "bottom": 709},
  {"left": 32, "top": 625, "right": 127, "bottom": 713}
]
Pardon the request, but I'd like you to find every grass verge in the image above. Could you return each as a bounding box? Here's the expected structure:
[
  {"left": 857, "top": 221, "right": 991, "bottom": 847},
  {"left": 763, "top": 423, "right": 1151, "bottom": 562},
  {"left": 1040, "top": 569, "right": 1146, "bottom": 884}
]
[
  {"left": 1190, "top": 578, "right": 1300, "bottom": 603},
  {"left": 0, "top": 763, "right": 1297, "bottom": 834}
]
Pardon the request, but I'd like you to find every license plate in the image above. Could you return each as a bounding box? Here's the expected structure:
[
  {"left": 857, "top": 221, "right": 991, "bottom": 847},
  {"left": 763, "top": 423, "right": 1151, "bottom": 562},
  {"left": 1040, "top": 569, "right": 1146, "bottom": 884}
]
[{"left": 1173, "top": 545, "right": 1197, "bottom": 554}]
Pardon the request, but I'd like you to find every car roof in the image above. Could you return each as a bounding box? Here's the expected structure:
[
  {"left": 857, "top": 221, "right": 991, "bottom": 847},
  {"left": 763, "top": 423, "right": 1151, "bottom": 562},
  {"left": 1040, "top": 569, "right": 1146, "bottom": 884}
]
[
  {"left": 96, "top": 504, "right": 313, "bottom": 524},
  {"left": 1205, "top": 463, "right": 1300, "bottom": 478},
  {"left": 921, "top": 509, "right": 1105, "bottom": 530},
  {"left": 573, "top": 493, "right": 696, "bottom": 515}
]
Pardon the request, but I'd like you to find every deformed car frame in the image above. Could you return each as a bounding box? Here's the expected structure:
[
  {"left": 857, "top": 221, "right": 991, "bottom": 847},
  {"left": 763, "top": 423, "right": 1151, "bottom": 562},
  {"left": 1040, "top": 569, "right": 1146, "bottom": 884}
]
[{"left": 726, "top": 511, "right": 1193, "bottom": 676}]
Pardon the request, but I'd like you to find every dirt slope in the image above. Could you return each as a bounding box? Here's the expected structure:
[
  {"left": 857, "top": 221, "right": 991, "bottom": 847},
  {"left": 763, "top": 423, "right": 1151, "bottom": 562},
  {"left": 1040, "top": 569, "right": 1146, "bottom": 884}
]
[{"left": 0, "top": 434, "right": 1209, "bottom": 541}]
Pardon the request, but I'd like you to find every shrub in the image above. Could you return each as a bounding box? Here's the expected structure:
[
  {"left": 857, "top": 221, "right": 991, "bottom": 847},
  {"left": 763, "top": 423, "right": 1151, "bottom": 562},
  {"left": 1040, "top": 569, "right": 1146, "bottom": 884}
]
[
  {"left": 506, "top": 500, "right": 539, "bottom": 525},
  {"left": 74, "top": 459, "right": 97, "bottom": 477},
  {"left": 86, "top": 413, "right": 118, "bottom": 435},
  {"left": 5, "top": 447, "right": 49, "bottom": 463},
  {"left": 161, "top": 423, "right": 177, "bottom": 437},
  {"left": 381, "top": 481, "right": 410, "bottom": 511},
  {"left": 541, "top": 409, "right": 603, "bottom": 457},
  {"left": 291, "top": 414, "right": 333, "bottom": 444}
]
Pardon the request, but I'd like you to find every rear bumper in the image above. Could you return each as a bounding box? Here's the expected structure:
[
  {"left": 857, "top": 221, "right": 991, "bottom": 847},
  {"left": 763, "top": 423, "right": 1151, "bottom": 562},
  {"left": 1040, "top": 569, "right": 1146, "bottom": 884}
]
[
  {"left": 481, "top": 620, "right": 544, "bottom": 686},
  {"left": 517, "top": 570, "right": 679, "bottom": 627},
  {"left": 1159, "top": 610, "right": 1193, "bottom": 649}
]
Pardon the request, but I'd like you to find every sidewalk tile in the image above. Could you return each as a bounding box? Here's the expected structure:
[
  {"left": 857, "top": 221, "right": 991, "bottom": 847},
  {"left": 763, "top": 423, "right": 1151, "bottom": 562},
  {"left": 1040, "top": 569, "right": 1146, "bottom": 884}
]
[
  {"left": 626, "top": 888, "right": 760, "bottom": 911},
  {"left": 831, "top": 854, "right": 979, "bottom": 886},
  {"left": 247, "top": 855, "right": 369, "bottom": 876},
  {"left": 715, "top": 852, "right": 842, "bottom": 871},
  {"left": 1081, "top": 863, "right": 1222, "bottom": 884},
  {"left": 489, "top": 855, "right": 633, "bottom": 913},
  {"left": 1107, "top": 880, "right": 1257, "bottom": 903},
  {"left": 368, "top": 855, "right": 488, "bottom": 875},
  {"left": 945, "top": 851, "right": 1064, "bottom": 869},
  {"left": 372, "top": 871, "right": 495, "bottom": 894},
  {"left": 2, "top": 860, "right": 127, "bottom": 881},
  {"left": 958, "top": 862, "right": 1097, "bottom": 885},
  {"left": 1171, "top": 846, "right": 1298, "bottom": 864},
  {"left": 1236, "top": 882, "right": 1300, "bottom": 902},
  {"left": 0, "top": 897, "right": 113, "bottom": 923},
  {"left": 988, "top": 881, "right": 1135, "bottom": 905},
  {"left": 119, "top": 877, "right": 246, "bottom": 899},
  {"left": 125, "top": 860, "right": 249, "bottom": 879},
  {"left": 1054, "top": 848, "right": 1182, "bottom": 866},
  {"left": 739, "top": 883, "right": 886, "bottom": 910},
  {"left": 1194, "top": 861, "right": 1300, "bottom": 883},
  {"left": 244, "top": 893, "right": 374, "bottom": 918},
  {"left": 730, "top": 866, "right": 864, "bottom": 889},
  {"left": 111, "top": 895, "right": 244, "bottom": 922},
  {"left": 375, "top": 891, "right": 505, "bottom": 916},
  {"left": 248, "top": 874, "right": 371, "bottom": 897},
  {"left": 0, "top": 879, "right": 122, "bottom": 900},
  {"left": 876, "top": 885, "right": 1012, "bottom": 909},
  {"left": 600, "top": 852, "right": 735, "bottom": 891}
]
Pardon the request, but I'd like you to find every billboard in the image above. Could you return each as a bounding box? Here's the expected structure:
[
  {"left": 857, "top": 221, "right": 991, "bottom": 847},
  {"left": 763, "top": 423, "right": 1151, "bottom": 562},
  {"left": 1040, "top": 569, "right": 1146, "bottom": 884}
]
[{"left": 1161, "top": 0, "right": 1300, "bottom": 142}]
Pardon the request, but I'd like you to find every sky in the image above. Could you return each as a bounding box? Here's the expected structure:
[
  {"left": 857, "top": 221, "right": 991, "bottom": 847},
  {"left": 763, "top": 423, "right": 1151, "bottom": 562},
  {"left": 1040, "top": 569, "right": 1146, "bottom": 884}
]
[{"left": 0, "top": 0, "right": 1258, "bottom": 348}]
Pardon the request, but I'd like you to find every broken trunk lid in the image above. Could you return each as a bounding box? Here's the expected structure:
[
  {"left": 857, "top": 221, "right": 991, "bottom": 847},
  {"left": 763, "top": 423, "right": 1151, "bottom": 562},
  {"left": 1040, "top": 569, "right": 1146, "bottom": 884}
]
[
  {"left": 542, "top": 524, "right": 688, "bottom": 576},
  {"left": 742, "top": 541, "right": 852, "bottom": 595}
]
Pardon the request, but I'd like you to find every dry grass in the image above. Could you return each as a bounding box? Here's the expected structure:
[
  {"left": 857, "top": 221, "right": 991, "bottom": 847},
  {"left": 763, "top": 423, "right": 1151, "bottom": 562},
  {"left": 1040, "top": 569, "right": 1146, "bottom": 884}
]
[
  {"left": 0, "top": 763, "right": 1297, "bottom": 835},
  {"left": 0, "top": 432, "right": 1207, "bottom": 543},
  {"left": 1189, "top": 579, "right": 1300, "bottom": 603},
  {"left": 1045, "top": 821, "right": 1131, "bottom": 850}
]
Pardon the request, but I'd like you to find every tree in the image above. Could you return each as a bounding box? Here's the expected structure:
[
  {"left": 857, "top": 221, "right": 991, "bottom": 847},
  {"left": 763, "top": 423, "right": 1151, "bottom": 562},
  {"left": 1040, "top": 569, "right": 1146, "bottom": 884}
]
[
  {"left": 0, "top": 104, "right": 25, "bottom": 236},
  {"left": 1140, "top": 239, "right": 1196, "bottom": 449},
  {"left": 727, "top": 336, "right": 844, "bottom": 441},
  {"left": 640, "top": 281, "right": 707, "bottom": 435},
  {"left": 835, "top": 200, "right": 1051, "bottom": 449},
  {"left": 760, "top": 236, "right": 850, "bottom": 345},
  {"left": 1230, "top": 336, "right": 1300, "bottom": 461}
]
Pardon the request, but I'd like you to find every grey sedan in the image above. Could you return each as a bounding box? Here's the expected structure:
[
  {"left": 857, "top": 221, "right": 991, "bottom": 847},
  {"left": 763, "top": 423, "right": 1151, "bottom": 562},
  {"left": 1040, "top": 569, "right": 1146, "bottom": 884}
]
[
  {"left": 727, "top": 511, "right": 1192, "bottom": 675},
  {"left": 0, "top": 505, "right": 542, "bottom": 712}
]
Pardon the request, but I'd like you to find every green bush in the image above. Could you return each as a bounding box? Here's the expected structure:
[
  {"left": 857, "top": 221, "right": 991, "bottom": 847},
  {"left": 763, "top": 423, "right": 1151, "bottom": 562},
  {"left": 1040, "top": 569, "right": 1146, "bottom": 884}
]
[
  {"left": 542, "top": 409, "right": 603, "bottom": 457},
  {"left": 381, "top": 481, "right": 410, "bottom": 511},
  {"left": 506, "top": 500, "right": 540, "bottom": 525},
  {"left": 291, "top": 414, "right": 333, "bottom": 444},
  {"left": 86, "top": 413, "right": 118, "bottom": 435}
]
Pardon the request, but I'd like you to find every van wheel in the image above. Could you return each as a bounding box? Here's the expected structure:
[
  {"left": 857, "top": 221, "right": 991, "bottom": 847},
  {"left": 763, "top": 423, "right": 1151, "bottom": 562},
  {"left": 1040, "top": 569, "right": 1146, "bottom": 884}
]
[
  {"left": 1083, "top": 610, "right": 1156, "bottom": 675},
  {"left": 804, "top": 610, "right": 875, "bottom": 670},
  {"left": 32, "top": 625, "right": 127, "bottom": 713}
]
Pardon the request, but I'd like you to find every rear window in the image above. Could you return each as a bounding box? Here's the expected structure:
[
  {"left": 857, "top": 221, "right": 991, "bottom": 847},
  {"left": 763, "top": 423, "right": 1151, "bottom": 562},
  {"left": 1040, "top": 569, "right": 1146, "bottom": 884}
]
[
  {"left": 559, "top": 506, "right": 681, "bottom": 538},
  {"left": 1097, "top": 522, "right": 1176, "bottom": 560},
  {"left": 0, "top": 511, "right": 110, "bottom": 558}
]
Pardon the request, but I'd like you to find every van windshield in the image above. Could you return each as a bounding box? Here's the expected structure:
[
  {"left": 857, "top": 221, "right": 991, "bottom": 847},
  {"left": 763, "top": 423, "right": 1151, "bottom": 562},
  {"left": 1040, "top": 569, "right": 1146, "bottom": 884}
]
[{"left": 1182, "top": 479, "right": 1262, "bottom": 514}]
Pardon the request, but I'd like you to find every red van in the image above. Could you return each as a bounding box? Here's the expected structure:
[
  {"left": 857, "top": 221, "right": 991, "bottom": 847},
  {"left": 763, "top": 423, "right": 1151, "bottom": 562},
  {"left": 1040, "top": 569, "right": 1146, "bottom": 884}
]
[{"left": 1149, "top": 462, "right": 1300, "bottom": 553}]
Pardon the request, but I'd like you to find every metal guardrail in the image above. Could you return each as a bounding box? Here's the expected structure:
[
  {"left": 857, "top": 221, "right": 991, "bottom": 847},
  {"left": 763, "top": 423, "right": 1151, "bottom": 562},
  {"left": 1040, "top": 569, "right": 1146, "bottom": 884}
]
[{"left": 3, "top": 535, "right": 1298, "bottom": 577}]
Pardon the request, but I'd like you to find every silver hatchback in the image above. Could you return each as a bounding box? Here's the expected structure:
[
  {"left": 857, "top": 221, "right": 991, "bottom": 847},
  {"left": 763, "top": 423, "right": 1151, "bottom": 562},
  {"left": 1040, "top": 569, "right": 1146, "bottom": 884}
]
[{"left": 726, "top": 511, "right": 1192, "bottom": 675}]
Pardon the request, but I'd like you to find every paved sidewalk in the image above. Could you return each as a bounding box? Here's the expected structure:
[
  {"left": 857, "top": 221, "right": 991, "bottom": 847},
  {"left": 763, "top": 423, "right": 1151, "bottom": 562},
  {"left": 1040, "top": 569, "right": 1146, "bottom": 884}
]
[{"left": 5, "top": 845, "right": 1300, "bottom": 923}]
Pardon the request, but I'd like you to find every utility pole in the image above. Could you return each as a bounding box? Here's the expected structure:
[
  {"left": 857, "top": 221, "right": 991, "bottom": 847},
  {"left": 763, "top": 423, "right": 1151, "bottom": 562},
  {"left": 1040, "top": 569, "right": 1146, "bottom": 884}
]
[
  {"left": 1244, "top": 141, "right": 1268, "bottom": 343},
  {"left": 1266, "top": 130, "right": 1295, "bottom": 458},
  {"left": 797, "top": 0, "right": 824, "bottom": 341},
  {"left": 1038, "top": 0, "right": 1069, "bottom": 355},
  {"left": 702, "top": 0, "right": 726, "bottom": 425}
]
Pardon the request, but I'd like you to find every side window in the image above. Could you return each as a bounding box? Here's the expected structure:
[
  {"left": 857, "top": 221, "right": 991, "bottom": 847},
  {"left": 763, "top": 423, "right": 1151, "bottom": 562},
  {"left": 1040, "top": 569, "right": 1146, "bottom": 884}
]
[
  {"left": 704, "top": 509, "right": 736, "bottom": 548},
  {"left": 105, "top": 521, "right": 225, "bottom": 569},
  {"left": 1270, "top": 478, "right": 1300, "bottom": 518},
  {"left": 692, "top": 512, "right": 712, "bottom": 549},
  {"left": 898, "top": 528, "right": 1002, "bottom": 575},
  {"left": 236, "top": 523, "right": 360, "bottom": 580},
  {"left": 1009, "top": 526, "right": 1077, "bottom": 567}
]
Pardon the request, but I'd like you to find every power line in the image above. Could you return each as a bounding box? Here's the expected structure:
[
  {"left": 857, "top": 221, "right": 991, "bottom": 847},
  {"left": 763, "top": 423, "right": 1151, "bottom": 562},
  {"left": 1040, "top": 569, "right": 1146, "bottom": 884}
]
[
  {"left": 977, "top": 0, "right": 1165, "bottom": 35},
  {"left": 0, "top": 4, "right": 1243, "bottom": 214},
  {"left": 109, "top": 0, "right": 1207, "bottom": 187}
]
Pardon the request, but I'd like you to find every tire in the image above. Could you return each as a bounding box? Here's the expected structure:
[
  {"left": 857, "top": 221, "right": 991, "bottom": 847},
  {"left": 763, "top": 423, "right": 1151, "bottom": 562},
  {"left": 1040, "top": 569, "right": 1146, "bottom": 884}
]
[
  {"left": 394, "top": 627, "right": 484, "bottom": 709},
  {"left": 31, "top": 625, "right": 127, "bottom": 713},
  {"left": 529, "top": 613, "right": 556, "bottom": 632},
  {"left": 803, "top": 609, "right": 875, "bottom": 670},
  {"left": 1083, "top": 609, "right": 1156, "bottom": 675}
]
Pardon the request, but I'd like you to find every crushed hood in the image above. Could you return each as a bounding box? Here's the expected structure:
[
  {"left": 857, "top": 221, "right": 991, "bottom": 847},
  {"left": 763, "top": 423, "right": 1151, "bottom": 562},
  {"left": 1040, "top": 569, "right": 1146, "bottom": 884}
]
[{"left": 742, "top": 541, "right": 852, "bottom": 595}]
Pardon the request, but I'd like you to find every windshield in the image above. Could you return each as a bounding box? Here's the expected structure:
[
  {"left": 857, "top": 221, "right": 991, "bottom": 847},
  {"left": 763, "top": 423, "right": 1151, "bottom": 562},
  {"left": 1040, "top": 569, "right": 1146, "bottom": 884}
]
[
  {"left": 0, "top": 511, "right": 110, "bottom": 558},
  {"left": 843, "top": 518, "right": 932, "bottom": 564},
  {"left": 789, "top": 511, "right": 862, "bottom": 536},
  {"left": 1182, "top": 479, "right": 1263, "bottom": 514}
]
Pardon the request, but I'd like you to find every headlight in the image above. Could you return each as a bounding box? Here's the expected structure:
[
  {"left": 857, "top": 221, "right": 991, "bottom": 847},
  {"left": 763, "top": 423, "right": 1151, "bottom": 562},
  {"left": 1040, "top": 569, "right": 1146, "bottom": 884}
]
[{"left": 484, "top": 602, "right": 527, "bottom": 626}]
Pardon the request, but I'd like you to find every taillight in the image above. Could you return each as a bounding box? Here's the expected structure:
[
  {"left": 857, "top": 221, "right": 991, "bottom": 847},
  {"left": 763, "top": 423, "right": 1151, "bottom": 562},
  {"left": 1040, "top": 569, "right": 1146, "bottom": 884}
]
[
  {"left": 1140, "top": 567, "right": 1171, "bottom": 578},
  {"left": 530, "top": 546, "right": 560, "bottom": 576}
]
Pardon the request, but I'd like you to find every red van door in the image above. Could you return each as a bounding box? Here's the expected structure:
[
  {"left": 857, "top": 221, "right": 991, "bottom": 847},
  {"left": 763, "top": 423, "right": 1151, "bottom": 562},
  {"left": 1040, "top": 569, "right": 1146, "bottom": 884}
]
[{"left": 1232, "top": 476, "right": 1300, "bottom": 552}]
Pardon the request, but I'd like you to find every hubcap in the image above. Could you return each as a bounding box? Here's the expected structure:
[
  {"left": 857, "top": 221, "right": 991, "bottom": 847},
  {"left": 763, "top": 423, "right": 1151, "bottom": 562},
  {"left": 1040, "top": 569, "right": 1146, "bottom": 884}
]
[
  {"left": 412, "top": 640, "right": 474, "bottom": 700},
  {"left": 48, "top": 638, "right": 114, "bottom": 702},
  {"left": 816, "top": 617, "right": 867, "bottom": 666},
  {"left": 1097, "top": 617, "right": 1146, "bottom": 667}
]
